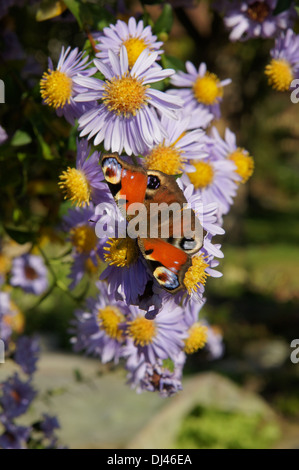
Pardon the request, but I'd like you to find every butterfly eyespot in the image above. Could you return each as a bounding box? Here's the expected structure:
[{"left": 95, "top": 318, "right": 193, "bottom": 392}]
[
  {"left": 147, "top": 174, "right": 160, "bottom": 190},
  {"left": 102, "top": 157, "right": 122, "bottom": 185}
]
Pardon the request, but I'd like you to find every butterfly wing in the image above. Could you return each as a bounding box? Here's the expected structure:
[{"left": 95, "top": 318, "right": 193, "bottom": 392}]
[
  {"left": 101, "top": 153, "right": 148, "bottom": 216},
  {"left": 138, "top": 237, "right": 191, "bottom": 293},
  {"left": 102, "top": 153, "right": 203, "bottom": 293}
]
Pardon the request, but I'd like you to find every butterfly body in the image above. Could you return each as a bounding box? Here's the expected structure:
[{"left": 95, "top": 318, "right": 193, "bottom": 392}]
[{"left": 101, "top": 153, "right": 203, "bottom": 293}]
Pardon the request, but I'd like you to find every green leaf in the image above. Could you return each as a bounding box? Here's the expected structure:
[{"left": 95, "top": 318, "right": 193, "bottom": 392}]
[
  {"left": 162, "top": 54, "right": 185, "bottom": 72},
  {"left": 37, "top": 133, "right": 55, "bottom": 160},
  {"left": 63, "top": 0, "right": 83, "bottom": 28},
  {"left": 153, "top": 4, "right": 173, "bottom": 35},
  {"left": 162, "top": 358, "right": 175, "bottom": 373},
  {"left": 11, "top": 130, "right": 32, "bottom": 147},
  {"left": 273, "top": 0, "right": 293, "bottom": 15},
  {"left": 4, "top": 226, "right": 36, "bottom": 244}
]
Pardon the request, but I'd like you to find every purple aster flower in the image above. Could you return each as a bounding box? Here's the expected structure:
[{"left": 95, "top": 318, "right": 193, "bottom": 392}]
[
  {"left": 215, "top": 0, "right": 296, "bottom": 42},
  {"left": 178, "top": 180, "right": 225, "bottom": 258},
  {"left": 124, "top": 300, "right": 188, "bottom": 364},
  {"left": 40, "top": 413, "right": 60, "bottom": 439},
  {"left": 10, "top": 254, "right": 49, "bottom": 296},
  {"left": 94, "top": 17, "right": 164, "bottom": 68},
  {"left": 143, "top": 112, "right": 208, "bottom": 175},
  {"left": 0, "top": 126, "right": 8, "bottom": 145},
  {"left": 62, "top": 203, "right": 102, "bottom": 289},
  {"left": 0, "top": 417, "right": 31, "bottom": 449},
  {"left": 70, "top": 281, "right": 130, "bottom": 363},
  {"left": 205, "top": 323, "right": 225, "bottom": 360},
  {"left": 40, "top": 46, "right": 97, "bottom": 125},
  {"left": 14, "top": 336, "right": 40, "bottom": 376},
  {"left": 59, "top": 138, "right": 112, "bottom": 207},
  {"left": 182, "top": 299, "right": 224, "bottom": 358},
  {"left": 0, "top": 292, "right": 11, "bottom": 342},
  {"left": 169, "top": 245, "right": 222, "bottom": 306},
  {"left": 126, "top": 352, "right": 185, "bottom": 397},
  {"left": 74, "top": 46, "right": 183, "bottom": 155},
  {"left": 0, "top": 292, "right": 23, "bottom": 344},
  {"left": 181, "top": 130, "right": 240, "bottom": 217},
  {"left": 0, "top": 373, "right": 37, "bottom": 419},
  {"left": 209, "top": 126, "right": 254, "bottom": 185},
  {"left": 99, "top": 241, "right": 151, "bottom": 306},
  {"left": 169, "top": 61, "right": 231, "bottom": 118},
  {"left": 265, "top": 29, "right": 299, "bottom": 91}
]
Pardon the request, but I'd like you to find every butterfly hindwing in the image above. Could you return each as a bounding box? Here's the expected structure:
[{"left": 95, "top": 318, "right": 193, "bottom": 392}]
[{"left": 138, "top": 238, "right": 191, "bottom": 293}]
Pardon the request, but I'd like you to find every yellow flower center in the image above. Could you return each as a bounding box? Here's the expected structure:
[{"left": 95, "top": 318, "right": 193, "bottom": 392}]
[
  {"left": 70, "top": 225, "right": 98, "bottom": 254},
  {"left": 103, "top": 237, "right": 139, "bottom": 268},
  {"left": 0, "top": 254, "right": 10, "bottom": 276},
  {"left": 247, "top": 2, "right": 270, "bottom": 22},
  {"left": 145, "top": 144, "right": 185, "bottom": 175},
  {"left": 59, "top": 167, "right": 91, "bottom": 207},
  {"left": 265, "top": 58, "right": 294, "bottom": 92},
  {"left": 127, "top": 316, "right": 156, "bottom": 346},
  {"left": 123, "top": 37, "right": 147, "bottom": 68},
  {"left": 40, "top": 69, "right": 72, "bottom": 109},
  {"left": 228, "top": 148, "right": 254, "bottom": 184},
  {"left": 193, "top": 72, "right": 223, "bottom": 106},
  {"left": 184, "top": 322, "right": 208, "bottom": 354},
  {"left": 187, "top": 160, "right": 214, "bottom": 189},
  {"left": 183, "top": 255, "right": 210, "bottom": 295},
  {"left": 97, "top": 305, "right": 125, "bottom": 341},
  {"left": 103, "top": 74, "right": 148, "bottom": 117}
]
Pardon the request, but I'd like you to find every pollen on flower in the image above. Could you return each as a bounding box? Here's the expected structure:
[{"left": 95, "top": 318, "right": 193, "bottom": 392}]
[
  {"left": 103, "top": 74, "right": 148, "bottom": 117},
  {"left": 145, "top": 144, "right": 185, "bottom": 175},
  {"left": 183, "top": 255, "right": 210, "bottom": 295},
  {"left": 184, "top": 322, "right": 208, "bottom": 354},
  {"left": 40, "top": 69, "right": 73, "bottom": 109},
  {"left": 123, "top": 37, "right": 147, "bottom": 68},
  {"left": 193, "top": 72, "right": 223, "bottom": 106},
  {"left": 229, "top": 148, "right": 254, "bottom": 183},
  {"left": 59, "top": 167, "right": 91, "bottom": 207},
  {"left": 70, "top": 225, "right": 98, "bottom": 254},
  {"left": 127, "top": 316, "right": 156, "bottom": 346},
  {"left": 187, "top": 161, "right": 214, "bottom": 189},
  {"left": 97, "top": 305, "right": 125, "bottom": 341},
  {"left": 103, "top": 237, "right": 139, "bottom": 268},
  {"left": 265, "top": 58, "right": 294, "bottom": 92}
]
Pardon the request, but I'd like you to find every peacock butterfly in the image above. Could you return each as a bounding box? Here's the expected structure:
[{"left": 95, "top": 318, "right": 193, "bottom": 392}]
[{"left": 101, "top": 153, "right": 203, "bottom": 293}]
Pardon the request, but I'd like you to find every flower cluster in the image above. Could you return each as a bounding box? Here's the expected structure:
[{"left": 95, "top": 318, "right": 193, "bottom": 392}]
[
  {"left": 0, "top": 335, "right": 61, "bottom": 449},
  {"left": 38, "top": 17, "right": 253, "bottom": 396},
  {"left": 214, "top": 1, "right": 299, "bottom": 94},
  {"left": 0, "top": 240, "right": 62, "bottom": 448},
  {"left": 214, "top": 0, "right": 296, "bottom": 42}
]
